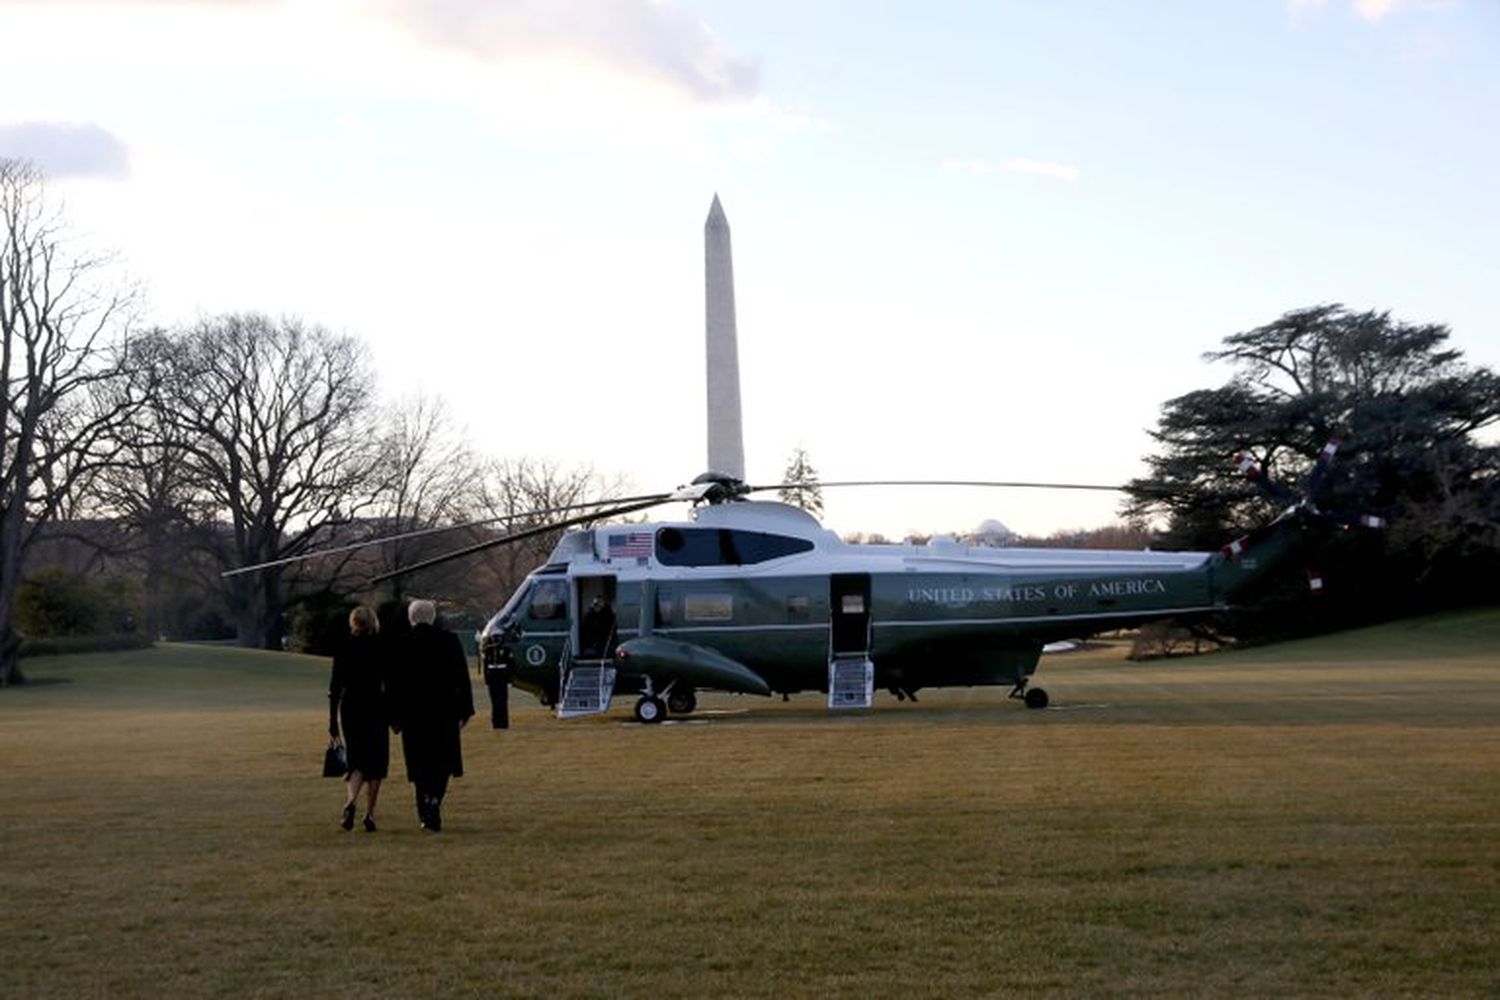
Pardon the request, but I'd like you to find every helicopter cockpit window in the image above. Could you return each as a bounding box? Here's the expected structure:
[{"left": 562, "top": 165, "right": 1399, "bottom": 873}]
[
  {"left": 655, "top": 528, "right": 813, "bottom": 567},
  {"left": 526, "top": 579, "right": 568, "bottom": 621},
  {"left": 485, "top": 582, "right": 531, "bottom": 635}
]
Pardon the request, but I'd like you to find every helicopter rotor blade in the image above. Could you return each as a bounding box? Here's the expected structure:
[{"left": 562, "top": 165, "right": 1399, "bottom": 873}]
[
  {"left": 220, "top": 492, "right": 676, "bottom": 579},
  {"left": 1304, "top": 439, "right": 1340, "bottom": 500},
  {"left": 747, "top": 479, "right": 1130, "bottom": 493},
  {"left": 1234, "top": 452, "right": 1298, "bottom": 507},
  {"left": 367, "top": 494, "right": 674, "bottom": 585}
]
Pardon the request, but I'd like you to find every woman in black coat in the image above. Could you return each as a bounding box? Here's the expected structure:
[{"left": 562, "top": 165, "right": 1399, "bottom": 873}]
[
  {"left": 388, "top": 599, "right": 474, "bottom": 833},
  {"left": 328, "top": 605, "right": 390, "bottom": 832}
]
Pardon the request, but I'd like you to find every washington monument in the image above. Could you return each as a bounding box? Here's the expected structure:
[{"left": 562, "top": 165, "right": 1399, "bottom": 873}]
[{"left": 704, "top": 194, "right": 745, "bottom": 480}]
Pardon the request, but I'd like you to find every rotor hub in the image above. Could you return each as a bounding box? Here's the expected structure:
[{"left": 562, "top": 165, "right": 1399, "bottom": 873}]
[{"left": 689, "top": 471, "right": 751, "bottom": 504}]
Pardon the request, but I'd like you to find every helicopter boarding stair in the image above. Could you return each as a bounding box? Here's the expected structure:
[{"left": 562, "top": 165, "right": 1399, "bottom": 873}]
[
  {"left": 828, "top": 576, "right": 875, "bottom": 710},
  {"left": 557, "top": 645, "right": 617, "bottom": 719},
  {"left": 828, "top": 654, "right": 874, "bottom": 709}
]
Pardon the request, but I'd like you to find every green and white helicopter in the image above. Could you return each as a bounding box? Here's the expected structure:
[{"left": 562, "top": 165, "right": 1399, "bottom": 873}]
[{"left": 375, "top": 444, "right": 1378, "bottom": 724}]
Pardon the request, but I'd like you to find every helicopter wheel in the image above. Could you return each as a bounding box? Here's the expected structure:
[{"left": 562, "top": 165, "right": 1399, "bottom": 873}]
[
  {"left": 1024, "top": 687, "right": 1049, "bottom": 710},
  {"left": 666, "top": 689, "right": 697, "bottom": 715},
  {"left": 634, "top": 695, "right": 667, "bottom": 724}
]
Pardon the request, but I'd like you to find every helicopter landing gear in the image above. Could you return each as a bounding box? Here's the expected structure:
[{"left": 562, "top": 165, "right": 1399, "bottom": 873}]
[
  {"left": 633, "top": 695, "right": 667, "bottom": 724},
  {"left": 1009, "top": 680, "right": 1049, "bottom": 710},
  {"left": 666, "top": 688, "right": 697, "bottom": 715}
]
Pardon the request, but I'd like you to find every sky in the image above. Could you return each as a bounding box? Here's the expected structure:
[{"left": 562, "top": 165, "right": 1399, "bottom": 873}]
[{"left": 2, "top": 0, "right": 1496, "bottom": 541}]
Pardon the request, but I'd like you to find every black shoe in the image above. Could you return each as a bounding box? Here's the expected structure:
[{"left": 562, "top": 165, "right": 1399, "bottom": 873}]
[
  {"left": 340, "top": 802, "right": 355, "bottom": 831},
  {"left": 362, "top": 815, "right": 377, "bottom": 833},
  {"left": 426, "top": 809, "right": 442, "bottom": 833}
]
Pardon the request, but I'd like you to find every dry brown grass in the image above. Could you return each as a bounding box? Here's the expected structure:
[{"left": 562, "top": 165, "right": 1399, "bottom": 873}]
[{"left": 2, "top": 613, "right": 1499, "bottom": 998}]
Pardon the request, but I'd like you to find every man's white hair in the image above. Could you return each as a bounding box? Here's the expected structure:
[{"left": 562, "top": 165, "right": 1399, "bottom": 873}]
[{"left": 408, "top": 599, "right": 437, "bottom": 625}]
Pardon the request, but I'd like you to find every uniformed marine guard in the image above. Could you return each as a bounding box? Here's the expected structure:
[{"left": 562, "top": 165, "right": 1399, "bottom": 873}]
[{"left": 483, "top": 652, "right": 509, "bottom": 729}]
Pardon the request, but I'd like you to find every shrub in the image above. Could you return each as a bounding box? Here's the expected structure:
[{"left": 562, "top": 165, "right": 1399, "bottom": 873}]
[
  {"left": 17, "top": 568, "right": 108, "bottom": 636},
  {"left": 290, "top": 591, "right": 357, "bottom": 655},
  {"left": 1128, "top": 620, "right": 1228, "bottom": 661}
]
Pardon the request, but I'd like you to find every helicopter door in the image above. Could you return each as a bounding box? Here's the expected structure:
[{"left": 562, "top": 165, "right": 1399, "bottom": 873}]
[
  {"left": 558, "top": 576, "right": 618, "bottom": 719},
  {"left": 828, "top": 574, "right": 874, "bottom": 710}
]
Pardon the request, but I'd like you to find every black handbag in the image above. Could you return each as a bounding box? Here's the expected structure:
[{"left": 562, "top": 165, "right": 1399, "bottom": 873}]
[{"left": 322, "top": 739, "right": 348, "bottom": 778}]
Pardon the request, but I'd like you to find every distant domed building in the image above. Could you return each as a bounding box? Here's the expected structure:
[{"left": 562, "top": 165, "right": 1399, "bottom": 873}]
[{"left": 966, "top": 518, "right": 1016, "bottom": 547}]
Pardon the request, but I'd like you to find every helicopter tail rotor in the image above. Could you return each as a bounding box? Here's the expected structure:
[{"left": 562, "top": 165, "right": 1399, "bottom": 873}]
[
  {"left": 1224, "top": 439, "right": 1386, "bottom": 594},
  {"left": 1236, "top": 439, "right": 1386, "bottom": 527}
]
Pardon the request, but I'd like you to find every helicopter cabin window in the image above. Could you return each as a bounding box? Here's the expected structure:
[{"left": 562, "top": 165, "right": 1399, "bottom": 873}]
[
  {"left": 683, "top": 593, "right": 734, "bottom": 622},
  {"left": 655, "top": 527, "right": 814, "bottom": 567},
  {"left": 526, "top": 579, "right": 568, "bottom": 621}
]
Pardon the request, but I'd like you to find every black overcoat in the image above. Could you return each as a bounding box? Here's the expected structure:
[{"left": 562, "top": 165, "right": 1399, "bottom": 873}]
[
  {"left": 389, "top": 623, "right": 475, "bottom": 785},
  {"left": 328, "top": 633, "right": 390, "bottom": 780}
]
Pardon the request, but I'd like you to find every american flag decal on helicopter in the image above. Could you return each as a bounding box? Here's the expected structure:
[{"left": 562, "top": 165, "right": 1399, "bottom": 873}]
[{"left": 607, "top": 531, "right": 654, "bottom": 560}]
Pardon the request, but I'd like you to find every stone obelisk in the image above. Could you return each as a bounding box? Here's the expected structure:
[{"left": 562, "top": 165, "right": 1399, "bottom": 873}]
[{"left": 704, "top": 194, "right": 745, "bottom": 479}]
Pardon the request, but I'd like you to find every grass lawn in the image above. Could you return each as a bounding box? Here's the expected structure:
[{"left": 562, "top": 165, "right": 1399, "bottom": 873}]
[{"left": 2, "top": 610, "right": 1498, "bottom": 997}]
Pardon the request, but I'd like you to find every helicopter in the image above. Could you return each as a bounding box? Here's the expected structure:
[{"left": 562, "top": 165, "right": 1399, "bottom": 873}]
[{"left": 383, "top": 447, "right": 1363, "bottom": 725}]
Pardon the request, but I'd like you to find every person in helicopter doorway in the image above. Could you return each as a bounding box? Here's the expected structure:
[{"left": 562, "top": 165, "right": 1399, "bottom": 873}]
[
  {"left": 388, "top": 599, "right": 474, "bottom": 833},
  {"left": 579, "top": 594, "right": 616, "bottom": 660}
]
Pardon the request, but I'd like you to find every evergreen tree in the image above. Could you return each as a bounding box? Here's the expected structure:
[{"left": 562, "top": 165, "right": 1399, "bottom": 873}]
[{"left": 778, "top": 447, "right": 824, "bottom": 518}]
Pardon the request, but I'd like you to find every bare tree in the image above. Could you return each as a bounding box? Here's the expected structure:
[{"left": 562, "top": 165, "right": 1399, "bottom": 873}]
[
  {"left": 365, "top": 393, "right": 479, "bottom": 602},
  {"left": 1, "top": 158, "right": 137, "bottom": 684},
  {"left": 90, "top": 329, "right": 201, "bottom": 639},
  {"left": 456, "top": 457, "right": 625, "bottom": 615},
  {"left": 162, "top": 313, "right": 380, "bottom": 649}
]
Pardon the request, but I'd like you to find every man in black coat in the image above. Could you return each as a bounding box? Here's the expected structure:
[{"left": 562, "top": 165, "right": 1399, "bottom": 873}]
[
  {"left": 579, "top": 595, "right": 616, "bottom": 659},
  {"left": 388, "top": 599, "right": 474, "bottom": 832}
]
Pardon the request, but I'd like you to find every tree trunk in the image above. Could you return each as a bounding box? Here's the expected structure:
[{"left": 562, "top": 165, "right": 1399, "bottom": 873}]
[
  {"left": 142, "top": 520, "right": 166, "bottom": 641},
  {"left": 232, "top": 573, "right": 286, "bottom": 650},
  {"left": 0, "top": 511, "right": 25, "bottom": 685},
  {"left": 0, "top": 625, "right": 23, "bottom": 685}
]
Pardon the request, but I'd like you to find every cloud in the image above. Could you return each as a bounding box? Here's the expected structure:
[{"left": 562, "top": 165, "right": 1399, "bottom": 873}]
[
  {"left": 942, "top": 157, "right": 1081, "bottom": 183},
  {"left": 0, "top": 0, "right": 760, "bottom": 103},
  {"left": 370, "top": 0, "right": 758, "bottom": 102},
  {"left": 1286, "top": 0, "right": 1452, "bottom": 24},
  {"left": 0, "top": 121, "right": 130, "bottom": 178}
]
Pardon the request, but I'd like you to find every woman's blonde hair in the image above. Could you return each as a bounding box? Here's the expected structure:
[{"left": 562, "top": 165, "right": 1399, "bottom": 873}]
[{"left": 348, "top": 605, "right": 380, "bottom": 636}]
